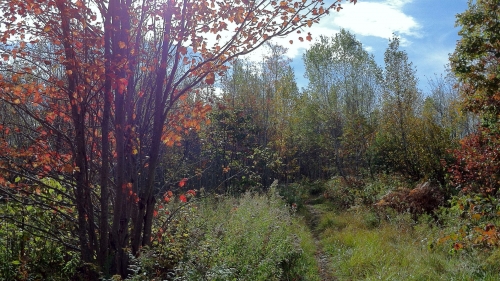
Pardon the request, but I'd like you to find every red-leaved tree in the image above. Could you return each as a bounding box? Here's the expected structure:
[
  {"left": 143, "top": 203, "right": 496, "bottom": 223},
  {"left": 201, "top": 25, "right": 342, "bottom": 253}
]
[{"left": 0, "top": 0, "right": 356, "bottom": 277}]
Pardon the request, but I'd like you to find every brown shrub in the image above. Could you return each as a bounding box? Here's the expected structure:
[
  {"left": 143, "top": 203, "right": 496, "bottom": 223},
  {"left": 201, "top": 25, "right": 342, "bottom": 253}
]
[{"left": 374, "top": 182, "right": 444, "bottom": 218}]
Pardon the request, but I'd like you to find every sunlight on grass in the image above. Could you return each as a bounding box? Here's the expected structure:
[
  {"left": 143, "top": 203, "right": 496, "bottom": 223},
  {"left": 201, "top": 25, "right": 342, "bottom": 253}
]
[
  {"left": 317, "top": 207, "right": 499, "bottom": 281},
  {"left": 130, "top": 189, "right": 321, "bottom": 280}
]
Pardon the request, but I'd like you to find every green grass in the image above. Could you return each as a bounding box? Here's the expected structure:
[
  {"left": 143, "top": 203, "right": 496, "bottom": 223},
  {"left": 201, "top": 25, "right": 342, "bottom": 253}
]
[
  {"left": 315, "top": 206, "right": 499, "bottom": 281},
  {"left": 129, "top": 189, "right": 321, "bottom": 281}
]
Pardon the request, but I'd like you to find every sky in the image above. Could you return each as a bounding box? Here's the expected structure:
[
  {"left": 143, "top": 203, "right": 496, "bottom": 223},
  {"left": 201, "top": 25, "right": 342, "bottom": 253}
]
[{"left": 251, "top": 0, "right": 469, "bottom": 93}]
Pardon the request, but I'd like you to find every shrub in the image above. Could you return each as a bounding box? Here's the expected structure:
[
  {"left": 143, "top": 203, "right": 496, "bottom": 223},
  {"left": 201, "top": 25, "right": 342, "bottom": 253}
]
[{"left": 375, "top": 181, "right": 445, "bottom": 219}]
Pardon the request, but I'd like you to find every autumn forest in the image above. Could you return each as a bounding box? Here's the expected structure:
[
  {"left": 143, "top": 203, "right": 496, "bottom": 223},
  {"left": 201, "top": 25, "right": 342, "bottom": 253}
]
[{"left": 1, "top": 0, "right": 500, "bottom": 280}]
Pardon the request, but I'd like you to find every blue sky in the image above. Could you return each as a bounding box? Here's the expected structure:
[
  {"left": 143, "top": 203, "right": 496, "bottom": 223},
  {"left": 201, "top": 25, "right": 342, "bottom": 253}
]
[{"left": 257, "top": 0, "right": 469, "bottom": 93}]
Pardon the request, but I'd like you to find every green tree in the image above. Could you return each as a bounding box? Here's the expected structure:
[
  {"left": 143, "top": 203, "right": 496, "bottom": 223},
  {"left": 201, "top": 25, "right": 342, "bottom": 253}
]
[
  {"left": 448, "top": 0, "right": 500, "bottom": 196},
  {"left": 450, "top": 0, "right": 500, "bottom": 130},
  {"left": 303, "top": 29, "right": 382, "bottom": 178},
  {"left": 374, "top": 35, "right": 423, "bottom": 178}
]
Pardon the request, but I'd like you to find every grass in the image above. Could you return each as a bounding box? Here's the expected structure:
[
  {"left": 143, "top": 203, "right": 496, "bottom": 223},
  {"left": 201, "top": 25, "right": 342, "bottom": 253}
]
[
  {"left": 128, "top": 188, "right": 321, "bottom": 281},
  {"left": 313, "top": 205, "right": 499, "bottom": 281}
]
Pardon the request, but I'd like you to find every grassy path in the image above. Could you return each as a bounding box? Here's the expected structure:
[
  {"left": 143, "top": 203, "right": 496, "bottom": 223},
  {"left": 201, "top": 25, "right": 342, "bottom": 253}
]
[
  {"left": 299, "top": 201, "right": 496, "bottom": 281},
  {"left": 302, "top": 203, "right": 336, "bottom": 281}
]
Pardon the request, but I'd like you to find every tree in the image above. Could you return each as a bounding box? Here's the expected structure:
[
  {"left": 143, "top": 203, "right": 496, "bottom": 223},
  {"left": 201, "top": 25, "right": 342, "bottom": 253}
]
[
  {"left": 303, "top": 30, "right": 382, "bottom": 178},
  {"left": 374, "top": 35, "right": 423, "bottom": 178},
  {"left": 215, "top": 44, "right": 299, "bottom": 188},
  {"left": 450, "top": 0, "right": 500, "bottom": 130},
  {"left": 0, "top": 0, "right": 357, "bottom": 277},
  {"left": 426, "top": 72, "right": 478, "bottom": 140},
  {"left": 448, "top": 0, "right": 500, "bottom": 195}
]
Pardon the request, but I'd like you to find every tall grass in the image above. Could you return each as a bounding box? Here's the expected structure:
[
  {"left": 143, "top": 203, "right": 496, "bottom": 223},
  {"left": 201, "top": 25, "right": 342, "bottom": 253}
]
[
  {"left": 128, "top": 189, "right": 320, "bottom": 280},
  {"left": 317, "top": 206, "right": 499, "bottom": 281}
]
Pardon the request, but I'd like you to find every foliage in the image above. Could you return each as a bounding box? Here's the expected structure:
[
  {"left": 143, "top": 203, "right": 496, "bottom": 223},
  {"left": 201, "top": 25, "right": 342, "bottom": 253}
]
[
  {"left": 373, "top": 35, "right": 423, "bottom": 179},
  {"left": 375, "top": 182, "right": 445, "bottom": 220},
  {"left": 0, "top": 193, "right": 78, "bottom": 280},
  {"left": 446, "top": 0, "right": 500, "bottom": 253},
  {"left": 276, "top": 182, "right": 310, "bottom": 210},
  {"left": 436, "top": 194, "right": 500, "bottom": 250},
  {"left": 449, "top": 131, "right": 500, "bottom": 195},
  {"left": 450, "top": 0, "right": 500, "bottom": 128},
  {"left": 125, "top": 188, "right": 318, "bottom": 280},
  {"left": 200, "top": 103, "right": 283, "bottom": 192},
  {"left": 302, "top": 29, "right": 382, "bottom": 178},
  {"left": 322, "top": 176, "right": 400, "bottom": 210},
  {"left": 0, "top": 0, "right": 354, "bottom": 276}
]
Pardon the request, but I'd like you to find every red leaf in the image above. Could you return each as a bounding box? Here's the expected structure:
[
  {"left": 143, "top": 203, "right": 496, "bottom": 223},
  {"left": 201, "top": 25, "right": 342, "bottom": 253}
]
[
  {"left": 179, "top": 178, "right": 188, "bottom": 187},
  {"left": 179, "top": 194, "right": 187, "bottom": 203}
]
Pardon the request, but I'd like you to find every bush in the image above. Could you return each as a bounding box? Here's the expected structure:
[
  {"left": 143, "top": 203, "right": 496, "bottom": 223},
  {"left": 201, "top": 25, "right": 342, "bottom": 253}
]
[
  {"left": 0, "top": 197, "right": 78, "bottom": 281},
  {"left": 374, "top": 181, "right": 445, "bottom": 220},
  {"left": 127, "top": 188, "right": 317, "bottom": 280}
]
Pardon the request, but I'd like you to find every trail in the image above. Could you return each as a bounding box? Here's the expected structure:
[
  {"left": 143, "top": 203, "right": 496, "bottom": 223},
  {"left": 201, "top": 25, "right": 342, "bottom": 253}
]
[{"left": 303, "top": 203, "right": 337, "bottom": 281}]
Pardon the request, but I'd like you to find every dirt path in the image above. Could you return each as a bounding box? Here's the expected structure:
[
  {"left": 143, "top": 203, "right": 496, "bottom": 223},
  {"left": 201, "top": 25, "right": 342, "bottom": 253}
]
[{"left": 303, "top": 204, "right": 336, "bottom": 281}]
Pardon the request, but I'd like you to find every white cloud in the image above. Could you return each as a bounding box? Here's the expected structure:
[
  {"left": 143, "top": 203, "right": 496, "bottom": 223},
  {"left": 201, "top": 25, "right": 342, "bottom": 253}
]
[
  {"left": 228, "top": 0, "right": 421, "bottom": 63},
  {"left": 364, "top": 45, "right": 374, "bottom": 52},
  {"left": 249, "top": 0, "right": 421, "bottom": 60},
  {"left": 239, "top": 25, "right": 339, "bottom": 63},
  {"left": 386, "top": 0, "right": 413, "bottom": 8},
  {"left": 333, "top": 0, "right": 421, "bottom": 41}
]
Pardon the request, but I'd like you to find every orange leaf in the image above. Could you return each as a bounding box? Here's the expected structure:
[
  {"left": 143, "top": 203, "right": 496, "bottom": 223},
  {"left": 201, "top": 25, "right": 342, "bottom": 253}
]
[
  {"left": 118, "top": 41, "right": 126, "bottom": 49},
  {"left": 179, "top": 178, "right": 188, "bottom": 187},
  {"left": 205, "top": 73, "right": 215, "bottom": 85},
  {"left": 117, "top": 78, "right": 128, "bottom": 94}
]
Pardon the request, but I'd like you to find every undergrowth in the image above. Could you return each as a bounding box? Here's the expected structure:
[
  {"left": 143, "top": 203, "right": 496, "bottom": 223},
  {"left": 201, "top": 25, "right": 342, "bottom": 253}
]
[
  {"left": 307, "top": 176, "right": 500, "bottom": 281},
  {"left": 126, "top": 188, "right": 319, "bottom": 280}
]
